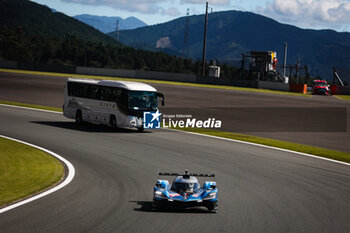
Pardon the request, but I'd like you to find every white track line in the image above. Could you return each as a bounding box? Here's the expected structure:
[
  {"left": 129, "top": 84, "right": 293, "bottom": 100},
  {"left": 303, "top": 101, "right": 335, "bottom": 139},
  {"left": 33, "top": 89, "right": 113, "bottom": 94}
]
[
  {"left": 0, "top": 135, "right": 75, "bottom": 214},
  {"left": 0, "top": 103, "right": 349, "bottom": 171},
  {"left": 166, "top": 128, "right": 350, "bottom": 167},
  {"left": 0, "top": 103, "right": 60, "bottom": 114}
]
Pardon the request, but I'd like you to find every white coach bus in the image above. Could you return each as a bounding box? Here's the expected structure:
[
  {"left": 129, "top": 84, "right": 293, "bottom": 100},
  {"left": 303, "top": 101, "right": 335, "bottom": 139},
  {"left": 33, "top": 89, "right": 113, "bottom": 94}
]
[{"left": 63, "top": 78, "right": 164, "bottom": 131}]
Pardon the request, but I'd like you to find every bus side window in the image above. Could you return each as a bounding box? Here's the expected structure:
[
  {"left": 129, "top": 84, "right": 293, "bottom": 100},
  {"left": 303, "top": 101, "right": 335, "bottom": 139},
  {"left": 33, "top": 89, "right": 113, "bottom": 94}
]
[
  {"left": 110, "top": 87, "right": 122, "bottom": 105},
  {"left": 100, "top": 86, "right": 111, "bottom": 101},
  {"left": 87, "top": 85, "right": 100, "bottom": 100},
  {"left": 76, "top": 84, "right": 88, "bottom": 98},
  {"left": 67, "top": 82, "right": 73, "bottom": 96},
  {"left": 69, "top": 83, "right": 87, "bottom": 98}
]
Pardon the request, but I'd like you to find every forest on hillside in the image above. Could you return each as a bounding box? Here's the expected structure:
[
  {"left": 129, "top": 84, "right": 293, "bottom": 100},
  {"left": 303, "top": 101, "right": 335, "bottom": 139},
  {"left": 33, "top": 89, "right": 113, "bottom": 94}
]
[{"left": 0, "top": 27, "right": 240, "bottom": 78}]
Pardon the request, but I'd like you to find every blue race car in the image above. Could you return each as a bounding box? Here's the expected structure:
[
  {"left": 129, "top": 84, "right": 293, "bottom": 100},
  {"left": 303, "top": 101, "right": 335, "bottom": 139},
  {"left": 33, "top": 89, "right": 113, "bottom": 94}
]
[{"left": 153, "top": 171, "right": 218, "bottom": 213}]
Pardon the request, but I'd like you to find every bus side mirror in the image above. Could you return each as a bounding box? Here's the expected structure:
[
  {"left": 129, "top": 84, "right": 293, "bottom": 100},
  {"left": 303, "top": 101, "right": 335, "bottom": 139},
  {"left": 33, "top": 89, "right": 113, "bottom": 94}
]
[{"left": 157, "top": 93, "right": 165, "bottom": 106}]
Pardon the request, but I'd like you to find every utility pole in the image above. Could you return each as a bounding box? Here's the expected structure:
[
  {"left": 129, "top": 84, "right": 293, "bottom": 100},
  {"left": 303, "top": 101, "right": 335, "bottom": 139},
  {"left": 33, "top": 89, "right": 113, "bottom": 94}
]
[
  {"left": 296, "top": 58, "right": 300, "bottom": 84},
  {"left": 202, "top": 2, "right": 208, "bottom": 77},
  {"left": 283, "top": 42, "right": 288, "bottom": 78},
  {"left": 241, "top": 53, "right": 245, "bottom": 78},
  {"left": 182, "top": 8, "right": 190, "bottom": 58},
  {"left": 116, "top": 19, "right": 119, "bottom": 42}
]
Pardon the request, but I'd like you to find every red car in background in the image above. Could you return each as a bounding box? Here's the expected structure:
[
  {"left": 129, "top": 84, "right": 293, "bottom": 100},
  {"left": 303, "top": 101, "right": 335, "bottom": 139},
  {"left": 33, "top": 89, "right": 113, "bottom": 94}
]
[{"left": 312, "top": 80, "right": 330, "bottom": 95}]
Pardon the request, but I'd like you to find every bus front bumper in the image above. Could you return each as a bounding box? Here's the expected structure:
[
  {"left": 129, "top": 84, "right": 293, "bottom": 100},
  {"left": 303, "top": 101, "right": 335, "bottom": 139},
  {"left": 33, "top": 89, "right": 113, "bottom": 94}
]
[{"left": 128, "top": 116, "right": 143, "bottom": 127}]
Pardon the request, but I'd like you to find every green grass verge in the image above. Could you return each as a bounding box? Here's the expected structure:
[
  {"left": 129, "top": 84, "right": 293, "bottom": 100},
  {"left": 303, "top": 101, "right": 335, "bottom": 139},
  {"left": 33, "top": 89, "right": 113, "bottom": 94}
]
[
  {"left": 0, "top": 100, "right": 62, "bottom": 112},
  {"left": 334, "top": 95, "right": 350, "bottom": 101},
  {"left": 0, "top": 68, "right": 310, "bottom": 97},
  {"left": 174, "top": 127, "right": 350, "bottom": 164},
  {"left": 0, "top": 137, "right": 64, "bottom": 207}
]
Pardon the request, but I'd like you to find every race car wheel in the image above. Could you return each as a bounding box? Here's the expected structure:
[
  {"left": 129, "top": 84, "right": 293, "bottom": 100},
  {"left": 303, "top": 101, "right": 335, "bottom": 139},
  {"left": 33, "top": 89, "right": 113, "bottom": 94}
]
[
  {"left": 152, "top": 200, "right": 165, "bottom": 212},
  {"left": 152, "top": 201, "right": 161, "bottom": 211},
  {"left": 207, "top": 202, "right": 218, "bottom": 213},
  {"left": 152, "top": 201, "right": 158, "bottom": 211}
]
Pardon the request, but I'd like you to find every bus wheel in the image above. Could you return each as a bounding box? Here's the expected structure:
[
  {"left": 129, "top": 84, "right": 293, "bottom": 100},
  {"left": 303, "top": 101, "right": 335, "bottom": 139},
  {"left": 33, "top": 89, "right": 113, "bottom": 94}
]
[
  {"left": 110, "top": 115, "right": 118, "bottom": 130},
  {"left": 75, "top": 110, "right": 82, "bottom": 124}
]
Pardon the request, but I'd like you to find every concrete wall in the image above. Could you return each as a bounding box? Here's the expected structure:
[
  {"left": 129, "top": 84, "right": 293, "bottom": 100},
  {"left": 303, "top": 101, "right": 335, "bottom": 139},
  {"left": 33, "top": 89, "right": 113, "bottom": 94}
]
[
  {"left": 17, "top": 62, "right": 76, "bottom": 74},
  {"left": 76, "top": 66, "right": 135, "bottom": 78},
  {"left": 338, "top": 86, "right": 350, "bottom": 95},
  {"left": 0, "top": 60, "right": 18, "bottom": 69},
  {"left": 135, "top": 70, "right": 196, "bottom": 83},
  {"left": 3, "top": 60, "right": 321, "bottom": 92},
  {"left": 197, "top": 76, "right": 259, "bottom": 88},
  {"left": 76, "top": 67, "right": 197, "bottom": 83},
  {"left": 258, "top": 81, "right": 290, "bottom": 91},
  {"left": 331, "top": 85, "right": 350, "bottom": 95}
]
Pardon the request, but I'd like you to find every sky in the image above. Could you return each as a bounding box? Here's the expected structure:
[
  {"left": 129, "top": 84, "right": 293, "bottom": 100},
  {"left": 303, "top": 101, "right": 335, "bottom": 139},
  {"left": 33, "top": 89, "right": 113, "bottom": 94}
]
[{"left": 31, "top": 0, "right": 350, "bottom": 32}]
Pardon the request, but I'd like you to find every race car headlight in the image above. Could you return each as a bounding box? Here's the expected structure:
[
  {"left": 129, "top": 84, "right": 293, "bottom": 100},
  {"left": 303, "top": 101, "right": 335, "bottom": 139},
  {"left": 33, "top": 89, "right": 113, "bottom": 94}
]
[
  {"left": 154, "top": 190, "right": 163, "bottom": 196},
  {"left": 204, "top": 192, "right": 217, "bottom": 199},
  {"left": 209, "top": 192, "right": 216, "bottom": 198}
]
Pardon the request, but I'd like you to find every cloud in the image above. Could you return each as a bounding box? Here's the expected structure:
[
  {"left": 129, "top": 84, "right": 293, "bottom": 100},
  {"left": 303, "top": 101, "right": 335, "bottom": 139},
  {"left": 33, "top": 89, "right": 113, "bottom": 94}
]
[
  {"left": 61, "top": 0, "right": 165, "bottom": 14},
  {"left": 261, "top": 0, "right": 350, "bottom": 28},
  {"left": 161, "top": 7, "right": 181, "bottom": 16},
  {"left": 328, "top": 2, "right": 350, "bottom": 22}
]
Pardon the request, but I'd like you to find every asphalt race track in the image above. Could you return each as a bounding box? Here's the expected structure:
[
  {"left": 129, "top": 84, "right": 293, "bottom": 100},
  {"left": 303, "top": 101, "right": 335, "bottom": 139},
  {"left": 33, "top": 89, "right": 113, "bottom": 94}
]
[
  {"left": 0, "top": 71, "right": 350, "bottom": 152},
  {"left": 0, "top": 70, "right": 350, "bottom": 232},
  {"left": 1, "top": 105, "right": 350, "bottom": 233}
]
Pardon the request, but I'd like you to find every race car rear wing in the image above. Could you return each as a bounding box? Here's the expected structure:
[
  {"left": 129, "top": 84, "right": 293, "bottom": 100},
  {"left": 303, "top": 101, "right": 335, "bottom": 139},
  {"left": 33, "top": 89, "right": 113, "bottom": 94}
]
[{"left": 159, "top": 170, "right": 215, "bottom": 178}]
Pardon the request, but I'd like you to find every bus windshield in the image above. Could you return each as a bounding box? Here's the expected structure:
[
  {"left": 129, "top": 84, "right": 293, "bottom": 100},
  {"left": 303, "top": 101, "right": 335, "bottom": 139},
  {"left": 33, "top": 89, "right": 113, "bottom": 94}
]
[{"left": 128, "top": 91, "right": 158, "bottom": 111}]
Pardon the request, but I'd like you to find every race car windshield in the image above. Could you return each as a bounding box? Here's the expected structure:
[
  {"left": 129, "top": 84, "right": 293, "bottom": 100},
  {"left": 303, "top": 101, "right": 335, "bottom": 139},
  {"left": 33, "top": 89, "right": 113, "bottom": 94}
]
[
  {"left": 172, "top": 182, "right": 199, "bottom": 193},
  {"left": 314, "top": 82, "right": 327, "bottom": 87}
]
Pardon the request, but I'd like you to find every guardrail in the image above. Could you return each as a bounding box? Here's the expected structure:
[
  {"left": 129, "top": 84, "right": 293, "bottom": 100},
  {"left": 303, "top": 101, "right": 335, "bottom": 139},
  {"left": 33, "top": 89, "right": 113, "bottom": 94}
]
[
  {"left": 290, "top": 84, "right": 307, "bottom": 94},
  {"left": 331, "top": 85, "right": 350, "bottom": 95},
  {"left": 2, "top": 60, "right": 349, "bottom": 94}
]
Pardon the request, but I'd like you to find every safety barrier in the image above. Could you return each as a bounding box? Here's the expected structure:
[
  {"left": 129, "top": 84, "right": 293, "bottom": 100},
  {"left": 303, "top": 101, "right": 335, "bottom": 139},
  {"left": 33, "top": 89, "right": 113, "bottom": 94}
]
[
  {"left": 289, "top": 84, "right": 307, "bottom": 94},
  {"left": 331, "top": 85, "right": 350, "bottom": 95},
  {"left": 135, "top": 70, "right": 196, "bottom": 83},
  {"left": 258, "top": 81, "right": 290, "bottom": 91},
  {"left": 76, "top": 66, "right": 135, "bottom": 78},
  {"left": 7, "top": 60, "right": 347, "bottom": 94}
]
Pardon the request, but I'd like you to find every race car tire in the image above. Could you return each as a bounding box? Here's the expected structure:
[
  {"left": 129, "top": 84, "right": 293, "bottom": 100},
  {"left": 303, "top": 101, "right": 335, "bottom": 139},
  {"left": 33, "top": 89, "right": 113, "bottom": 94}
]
[
  {"left": 153, "top": 200, "right": 165, "bottom": 212},
  {"left": 153, "top": 201, "right": 160, "bottom": 211},
  {"left": 207, "top": 202, "right": 218, "bottom": 213}
]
